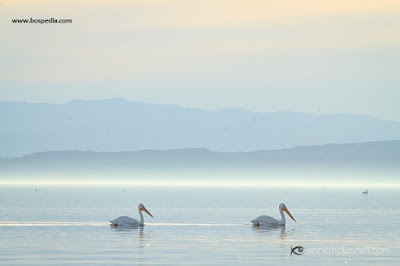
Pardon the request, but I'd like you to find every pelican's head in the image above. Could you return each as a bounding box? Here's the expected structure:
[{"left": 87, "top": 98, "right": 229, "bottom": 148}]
[
  {"left": 138, "top": 203, "right": 154, "bottom": 218},
  {"left": 279, "top": 203, "right": 296, "bottom": 222}
]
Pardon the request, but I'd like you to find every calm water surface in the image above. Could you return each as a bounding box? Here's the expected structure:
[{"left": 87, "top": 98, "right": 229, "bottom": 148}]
[{"left": 0, "top": 186, "right": 399, "bottom": 265}]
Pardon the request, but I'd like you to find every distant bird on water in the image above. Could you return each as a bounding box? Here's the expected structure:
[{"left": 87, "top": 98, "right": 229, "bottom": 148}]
[
  {"left": 110, "top": 203, "right": 153, "bottom": 227},
  {"left": 251, "top": 203, "right": 296, "bottom": 226},
  {"left": 363, "top": 189, "right": 368, "bottom": 194}
]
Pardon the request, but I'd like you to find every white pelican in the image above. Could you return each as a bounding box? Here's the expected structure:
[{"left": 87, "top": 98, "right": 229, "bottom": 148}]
[
  {"left": 363, "top": 189, "right": 368, "bottom": 194},
  {"left": 251, "top": 203, "right": 296, "bottom": 226},
  {"left": 110, "top": 203, "right": 153, "bottom": 227}
]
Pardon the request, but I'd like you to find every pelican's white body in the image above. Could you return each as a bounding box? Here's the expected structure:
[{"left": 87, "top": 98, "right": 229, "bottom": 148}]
[
  {"left": 110, "top": 203, "right": 152, "bottom": 227},
  {"left": 251, "top": 203, "right": 295, "bottom": 226},
  {"left": 111, "top": 215, "right": 142, "bottom": 227},
  {"left": 251, "top": 214, "right": 285, "bottom": 226}
]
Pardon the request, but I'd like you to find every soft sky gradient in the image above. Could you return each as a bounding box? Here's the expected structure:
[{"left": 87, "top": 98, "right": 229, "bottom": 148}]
[{"left": 1, "top": 0, "right": 399, "bottom": 120}]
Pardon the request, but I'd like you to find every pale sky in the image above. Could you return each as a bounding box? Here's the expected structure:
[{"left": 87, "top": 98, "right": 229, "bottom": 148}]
[{"left": 1, "top": 0, "right": 399, "bottom": 120}]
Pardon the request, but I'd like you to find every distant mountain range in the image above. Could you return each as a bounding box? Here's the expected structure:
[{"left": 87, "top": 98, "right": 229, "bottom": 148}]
[
  {"left": 1, "top": 141, "right": 399, "bottom": 179},
  {"left": 1, "top": 98, "right": 400, "bottom": 157}
]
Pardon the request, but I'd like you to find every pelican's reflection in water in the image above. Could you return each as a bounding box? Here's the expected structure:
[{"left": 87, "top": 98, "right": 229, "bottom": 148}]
[
  {"left": 252, "top": 224, "right": 291, "bottom": 238},
  {"left": 110, "top": 225, "right": 153, "bottom": 248}
]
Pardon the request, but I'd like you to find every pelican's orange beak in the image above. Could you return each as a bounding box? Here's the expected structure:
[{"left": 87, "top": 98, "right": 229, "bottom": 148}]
[
  {"left": 141, "top": 206, "right": 154, "bottom": 218},
  {"left": 283, "top": 206, "right": 296, "bottom": 222}
]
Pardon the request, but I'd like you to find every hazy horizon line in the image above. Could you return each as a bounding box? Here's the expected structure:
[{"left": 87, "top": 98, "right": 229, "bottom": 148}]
[
  {"left": 1, "top": 97, "right": 397, "bottom": 122},
  {"left": 2, "top": 138, "right": 399, "bottom": 159},
  {"left": 0, "top": 179, "right": 399, "bottom": 189}
]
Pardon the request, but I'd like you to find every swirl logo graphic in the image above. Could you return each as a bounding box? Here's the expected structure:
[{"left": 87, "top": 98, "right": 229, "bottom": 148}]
[{"left": 290, "top": 245, "right": 304, "bottom": 256}]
